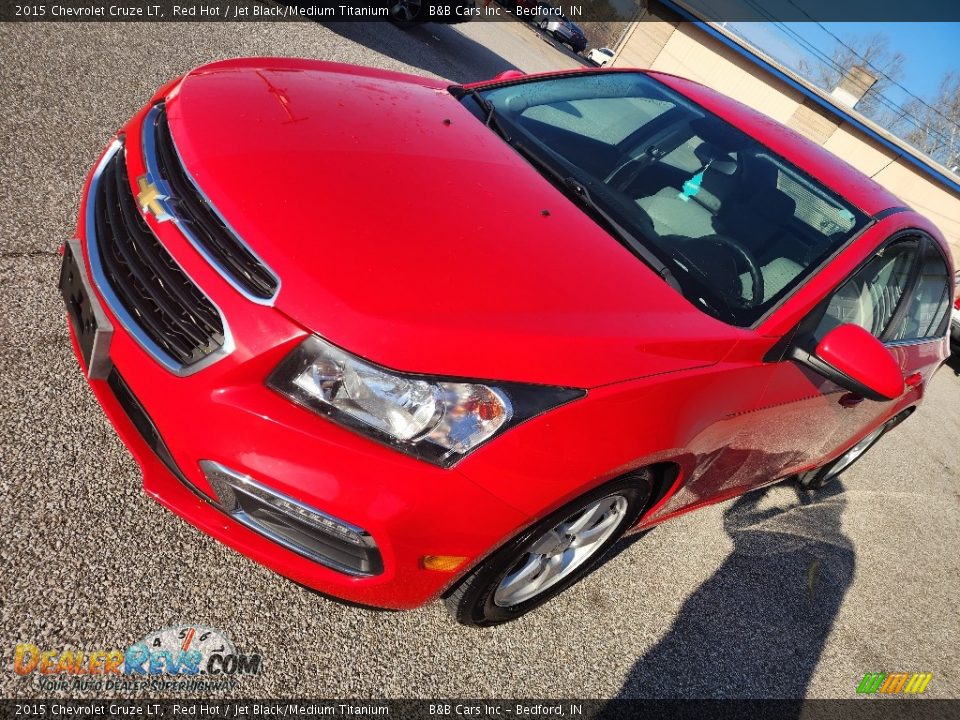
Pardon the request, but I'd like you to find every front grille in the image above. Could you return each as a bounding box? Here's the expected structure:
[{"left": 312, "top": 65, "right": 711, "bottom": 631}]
[
  {"left": 94, "top": 147, "right": 225, "bottom": 366},
  {"left": 151, "top": 105, "right": 279, "bottom": 300}
]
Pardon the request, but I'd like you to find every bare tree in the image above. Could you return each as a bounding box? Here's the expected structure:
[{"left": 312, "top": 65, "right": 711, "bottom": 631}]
[
  {"left": 796, "top": 34, "right": 959, "bottom": 171},
  {"left": 797, "top": 33, "right": 905, "bottom": 120},
  {"left": 896, "top": 71, "right": 960, "bottom": 171}
]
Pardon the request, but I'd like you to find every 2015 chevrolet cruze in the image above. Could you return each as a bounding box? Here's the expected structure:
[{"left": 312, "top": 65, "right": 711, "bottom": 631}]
[{"left": 61, "top": 60, "right": 954, "bottom": 626}]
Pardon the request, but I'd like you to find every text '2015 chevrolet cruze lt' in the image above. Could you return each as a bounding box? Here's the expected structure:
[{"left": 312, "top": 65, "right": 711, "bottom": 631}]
[{"left": 60, "top": 60, "right": 955, "bottom": 626}]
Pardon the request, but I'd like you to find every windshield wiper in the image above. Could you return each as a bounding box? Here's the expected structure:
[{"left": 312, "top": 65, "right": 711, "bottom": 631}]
[
  {"left": 471, "top": 92, "right": 512, "bottom": 141},
  {"left": 508, "top": 143, "right": 682, "bottom": 292},
  {"left": 517, "top": 149, "right": 740, "bottom": 322},
  {"left": 559, "top": 176, "right": 681, "bottom": 289},
  {"left": 465, "top": 93, "right": 712, "bottom": 310}
]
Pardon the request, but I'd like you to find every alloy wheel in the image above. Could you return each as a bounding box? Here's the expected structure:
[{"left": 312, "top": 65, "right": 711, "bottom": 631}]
[
  {"left": 822, "top": 425, "right": 885, "bottom": 481},
  {"left": 493, "top": 494, "right": 628, "bottom": 607}
]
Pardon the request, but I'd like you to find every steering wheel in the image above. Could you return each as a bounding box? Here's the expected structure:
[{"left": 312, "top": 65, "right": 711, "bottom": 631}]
[{"left": 690, "top": 234, "right": 765, "bottom": 307}]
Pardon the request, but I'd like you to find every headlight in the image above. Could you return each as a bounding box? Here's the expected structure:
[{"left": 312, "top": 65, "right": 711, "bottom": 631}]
[{"left": 267, "top": 335, "right": 584, "bottom": 466}]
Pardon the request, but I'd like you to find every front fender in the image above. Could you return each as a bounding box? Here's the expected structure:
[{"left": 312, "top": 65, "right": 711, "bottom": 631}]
[{"left": 454, "top": 359, "right": 769, "bottom": 523}]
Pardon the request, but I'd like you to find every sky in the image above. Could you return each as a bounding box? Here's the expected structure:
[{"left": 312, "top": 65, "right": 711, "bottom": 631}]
[{"left": 728, "top": 22, "right": 960, "bottom": 106}]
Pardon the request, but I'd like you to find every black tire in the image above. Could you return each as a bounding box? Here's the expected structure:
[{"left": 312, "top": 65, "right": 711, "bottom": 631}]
[
  {"left": 445, "top": 471, "right": 653, "bottom": 627},
  {"left": 387, "top": 0, "right": 424, "bottom": 27},
  {"left": 797, "top": 409, "right": 912, "bottom": 490}
]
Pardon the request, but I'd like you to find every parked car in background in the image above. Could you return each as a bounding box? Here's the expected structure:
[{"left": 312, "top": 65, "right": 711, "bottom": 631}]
[
  {"left": 587, "top": 47, "right": 615, "bottom": 66},
  {"left": 539, "top": 15, "right": 588, "bottom": 52},
  {"left": 386, "top": 0, "right": 476, "bottom": 26},
  {"left": 61, "top": 62, "right": 955, "bottom": 627}
]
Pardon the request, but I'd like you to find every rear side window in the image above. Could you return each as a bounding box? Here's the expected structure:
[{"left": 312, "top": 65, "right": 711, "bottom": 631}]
[
  {"left": 774, "top": 168, "right": 858, "bottom": 236},
  {"left": 887, "top": 242, "right": 952, "bottom": 341}
]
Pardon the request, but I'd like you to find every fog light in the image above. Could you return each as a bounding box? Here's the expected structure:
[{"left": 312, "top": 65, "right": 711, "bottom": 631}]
[
  {"left": 199, "top": 460, "right": 382, "bottom": 576},
  {"left": 422, "top": 555, "right": 468, "bottom": 572}
]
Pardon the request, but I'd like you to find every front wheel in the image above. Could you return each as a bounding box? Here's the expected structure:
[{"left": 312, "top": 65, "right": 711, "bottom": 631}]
[{"left": 445, "top": 472, "right": 653, "bottom": 626}]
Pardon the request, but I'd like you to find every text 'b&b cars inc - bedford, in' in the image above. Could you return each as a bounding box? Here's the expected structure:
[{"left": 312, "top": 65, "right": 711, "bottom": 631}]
[{"left": 60, "top": 61, "right": 954, "bottom": 626}]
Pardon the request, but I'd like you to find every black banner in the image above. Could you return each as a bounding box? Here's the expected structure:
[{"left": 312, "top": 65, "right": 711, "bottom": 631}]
[
  {"left": 1, "top": 701, "right": 959, "bottom": 720},
  {"left": 1, "top": 0, "right": 959, "bottom": 23}
]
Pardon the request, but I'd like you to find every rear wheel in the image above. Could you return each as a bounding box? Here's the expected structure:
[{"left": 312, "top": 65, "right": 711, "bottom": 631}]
[
  {"left": 445, "top": 472, "right": 653, "bottom": 627},
  {"left": 798, "top": 409, "right": 912, "bottom": 490}
]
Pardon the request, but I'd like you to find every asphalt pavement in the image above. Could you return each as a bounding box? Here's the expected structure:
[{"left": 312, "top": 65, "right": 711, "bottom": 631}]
[{"left": 1, "top": 17, "right": 958, "bottom": 700}]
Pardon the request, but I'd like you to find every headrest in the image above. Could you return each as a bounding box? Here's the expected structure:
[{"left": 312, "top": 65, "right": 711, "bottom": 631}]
[
  {"left": 754, "top": 188, "right": 797, "bottom": 220},
  {"left": 690, "top": 117, "right": 751, "bottom": 151}
]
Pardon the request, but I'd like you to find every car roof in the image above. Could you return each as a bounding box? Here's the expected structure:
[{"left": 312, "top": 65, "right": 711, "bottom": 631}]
[{"left": 646, "top": 70, "right": 905, "bottom": 217}]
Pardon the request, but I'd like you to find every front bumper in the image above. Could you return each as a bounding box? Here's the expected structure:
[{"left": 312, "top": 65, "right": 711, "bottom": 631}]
[{"left": 63, "top": 122, "right": 530, "bottom": 610}]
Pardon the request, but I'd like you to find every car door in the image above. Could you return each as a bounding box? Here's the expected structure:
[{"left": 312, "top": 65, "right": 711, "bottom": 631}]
[
  {"left": 794, "top": 235, "right": 924, "bottom": 454},
  {"left": 873, "top": 236, "right": 954, "bottom": 409},
  {"left": 754, "top": 232, "right": 952, "bottom": 479},
  {"left": 693, "top": 235, "right": 929, "bottom": 498}
]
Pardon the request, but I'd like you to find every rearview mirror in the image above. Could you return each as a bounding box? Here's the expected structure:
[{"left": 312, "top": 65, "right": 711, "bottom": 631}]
[{"left": 790, "top": 324, "right": 903, "bottom": 401}]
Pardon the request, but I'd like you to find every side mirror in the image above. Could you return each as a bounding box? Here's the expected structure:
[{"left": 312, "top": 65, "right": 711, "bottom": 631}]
[
  {"left": 790, "top": 324, "right": 903, "bottom": 401},
  {"left": 492, "top": 70, "right": 526, "bottom": 82}
]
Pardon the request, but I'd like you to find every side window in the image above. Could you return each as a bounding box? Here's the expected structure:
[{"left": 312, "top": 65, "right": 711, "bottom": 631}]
[
  {"left": 814, "top": 239, "right": 918, "bottom": 341},
  {"left": 886, "top": 242, "right": 952, "bottom": 341}
]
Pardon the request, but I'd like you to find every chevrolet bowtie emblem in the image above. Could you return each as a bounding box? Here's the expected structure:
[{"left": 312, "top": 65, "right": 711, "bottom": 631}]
[{"left": 136, "top": 175, "right": 171, "bottom": 222}]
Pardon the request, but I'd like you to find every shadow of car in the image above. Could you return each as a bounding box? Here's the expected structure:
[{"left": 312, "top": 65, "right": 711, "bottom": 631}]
[{"left": 320, "top": 18, "right": 520, "bottom": 84}]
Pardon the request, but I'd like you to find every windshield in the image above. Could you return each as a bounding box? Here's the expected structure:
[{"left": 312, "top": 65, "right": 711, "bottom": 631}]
[{"left": 472, "top": 72, "right": 870, "bottom": 326}]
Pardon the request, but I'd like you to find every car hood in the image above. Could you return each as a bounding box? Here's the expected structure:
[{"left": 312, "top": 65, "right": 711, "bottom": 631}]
[{"left": 165, "top": 59, "right": 742, "bottom": 388}]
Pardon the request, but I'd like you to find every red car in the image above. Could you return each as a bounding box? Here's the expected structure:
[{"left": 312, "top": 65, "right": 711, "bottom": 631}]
[
  {"left": 60, "top": 60, "right": 955, "bottom": 626},
  {"left": 952, "top": 272, "right": 960, "bottom": 351}
]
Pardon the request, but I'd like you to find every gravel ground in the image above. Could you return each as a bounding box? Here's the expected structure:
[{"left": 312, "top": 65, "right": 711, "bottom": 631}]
[{"left": 0, "top": 17, "right": 958, "bottom": 700}]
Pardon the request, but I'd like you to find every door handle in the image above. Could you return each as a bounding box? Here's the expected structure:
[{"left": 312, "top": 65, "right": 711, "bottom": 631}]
[
  {"left": 905, "top": 372, "right": 923, "bottom": 389},
  {"left": 839, "top": 393, "right": 864, "bottom": 408}
]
